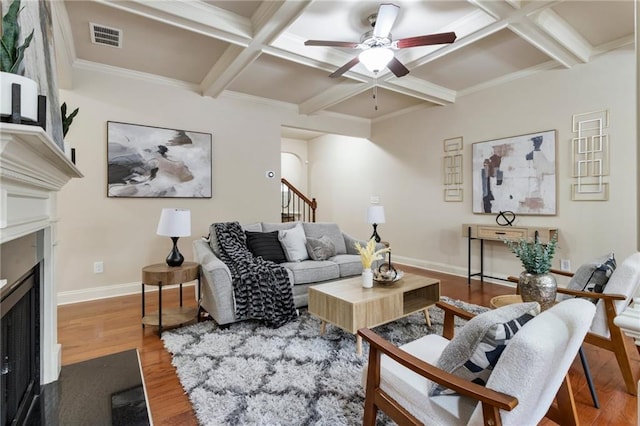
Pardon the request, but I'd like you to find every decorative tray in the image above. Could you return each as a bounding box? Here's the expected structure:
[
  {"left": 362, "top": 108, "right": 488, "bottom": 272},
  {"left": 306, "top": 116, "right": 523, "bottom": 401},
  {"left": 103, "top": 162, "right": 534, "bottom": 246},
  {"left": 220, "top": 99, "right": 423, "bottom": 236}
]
[{"left": 374, "top": 269, "right": 404, "bottom": 284}]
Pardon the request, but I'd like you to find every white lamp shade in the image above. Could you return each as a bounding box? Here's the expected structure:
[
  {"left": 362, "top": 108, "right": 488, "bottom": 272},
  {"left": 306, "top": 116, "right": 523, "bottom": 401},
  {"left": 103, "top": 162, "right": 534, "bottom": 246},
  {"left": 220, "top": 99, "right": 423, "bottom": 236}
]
[
  {"left": 157, "top": 208, "right": 191, "bottom": 237},
  {"left": 367, "top": 205, "right": 386, "bottom": 224},
  {"left": 358, "top": 48, "right": 394, "bottom": 73}
]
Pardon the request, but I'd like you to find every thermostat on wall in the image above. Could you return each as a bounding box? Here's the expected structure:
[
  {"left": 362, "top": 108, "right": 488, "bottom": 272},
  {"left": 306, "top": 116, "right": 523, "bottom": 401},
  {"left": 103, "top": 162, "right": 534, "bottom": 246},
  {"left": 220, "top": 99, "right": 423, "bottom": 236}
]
[{"left": 265, "top": 171, "right": 276, "bottom": 178}]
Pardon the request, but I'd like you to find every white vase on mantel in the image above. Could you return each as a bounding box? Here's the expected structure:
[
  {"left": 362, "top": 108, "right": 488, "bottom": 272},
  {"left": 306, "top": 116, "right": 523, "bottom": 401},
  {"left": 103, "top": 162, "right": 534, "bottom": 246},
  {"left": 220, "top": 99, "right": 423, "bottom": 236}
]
[
  {"left": 0, "top": 72, "right": 39, "bottom": 121},
  {"left": 362, "top": 268, "right": 373, "bottom": 288}
]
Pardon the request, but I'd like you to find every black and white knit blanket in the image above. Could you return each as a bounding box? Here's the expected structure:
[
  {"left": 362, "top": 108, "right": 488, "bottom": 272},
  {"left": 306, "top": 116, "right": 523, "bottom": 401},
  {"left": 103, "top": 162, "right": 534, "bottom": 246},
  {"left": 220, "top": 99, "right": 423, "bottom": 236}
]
[{"left": 213, "top": 222, "right": 297, "bottom": 328}]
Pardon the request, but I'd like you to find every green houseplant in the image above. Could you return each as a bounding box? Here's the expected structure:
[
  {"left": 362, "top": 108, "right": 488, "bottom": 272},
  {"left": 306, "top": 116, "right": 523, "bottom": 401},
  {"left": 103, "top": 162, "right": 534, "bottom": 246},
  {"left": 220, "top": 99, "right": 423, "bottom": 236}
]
[
  {"left": 1, "top": 0, "right": 34, "bottom": 74},
  {"left": 504, "top": 232, "right": 557, "bottom": 274},
  {"left": 61, "top": 102, "right": 79, "bottom": 137},
  {"left": 0, "top": 0, "right": 38, "bottom": 121},
  {"left": 504, "top": 233, "right": 558, "bottom": 310}
]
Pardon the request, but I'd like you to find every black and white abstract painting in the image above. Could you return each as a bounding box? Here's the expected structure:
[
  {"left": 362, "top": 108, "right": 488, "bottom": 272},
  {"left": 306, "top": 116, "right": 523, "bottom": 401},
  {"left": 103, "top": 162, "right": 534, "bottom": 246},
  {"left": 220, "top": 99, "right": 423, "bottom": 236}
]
[
  {"left": 107, "top": 122, "right": 212, "bottom": 198},
  {"left": 472, "top": 130, "right": 556, "bottom": 215}
]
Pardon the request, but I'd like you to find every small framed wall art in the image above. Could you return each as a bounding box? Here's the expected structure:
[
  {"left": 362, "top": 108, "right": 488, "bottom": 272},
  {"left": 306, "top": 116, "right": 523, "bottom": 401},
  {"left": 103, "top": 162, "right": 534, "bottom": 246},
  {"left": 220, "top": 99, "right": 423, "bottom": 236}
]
[
  {"left": 107, "top": 121, "right": 212, "bottom": 198},
  {"left": 472, "top": 130, "right": 557, "bottom": 215}
]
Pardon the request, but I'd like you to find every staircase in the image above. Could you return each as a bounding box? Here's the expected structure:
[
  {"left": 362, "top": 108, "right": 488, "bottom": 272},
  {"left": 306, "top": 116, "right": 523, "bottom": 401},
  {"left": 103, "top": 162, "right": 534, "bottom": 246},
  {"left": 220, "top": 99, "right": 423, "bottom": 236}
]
[{"left": 281, "top": 178, "right": 316, "bottom": 222}]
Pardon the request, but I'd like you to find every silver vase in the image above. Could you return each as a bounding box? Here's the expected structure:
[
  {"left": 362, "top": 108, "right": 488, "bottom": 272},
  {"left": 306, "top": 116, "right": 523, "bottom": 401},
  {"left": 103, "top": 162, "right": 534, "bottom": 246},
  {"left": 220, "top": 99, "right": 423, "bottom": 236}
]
[{"left": 518, "top": 271, "right": 557, "bottom": 311}]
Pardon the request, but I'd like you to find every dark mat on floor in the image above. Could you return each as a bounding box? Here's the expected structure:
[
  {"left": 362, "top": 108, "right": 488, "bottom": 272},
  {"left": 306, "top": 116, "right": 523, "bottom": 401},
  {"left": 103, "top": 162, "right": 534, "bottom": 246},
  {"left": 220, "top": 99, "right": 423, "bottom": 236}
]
[{"left": 56, "top": 349, "right": 150, "bottom": 426}]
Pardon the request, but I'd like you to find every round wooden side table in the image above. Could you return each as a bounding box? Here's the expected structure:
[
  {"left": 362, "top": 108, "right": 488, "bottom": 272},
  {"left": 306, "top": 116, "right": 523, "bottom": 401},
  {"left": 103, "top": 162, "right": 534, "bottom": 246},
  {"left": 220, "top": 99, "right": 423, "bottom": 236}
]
[
  {"left": 141, "top": 261, "right": 200, "bottom": 336},
  {"left": 489, "top": 294, "right": 523, "bottom": 309}
]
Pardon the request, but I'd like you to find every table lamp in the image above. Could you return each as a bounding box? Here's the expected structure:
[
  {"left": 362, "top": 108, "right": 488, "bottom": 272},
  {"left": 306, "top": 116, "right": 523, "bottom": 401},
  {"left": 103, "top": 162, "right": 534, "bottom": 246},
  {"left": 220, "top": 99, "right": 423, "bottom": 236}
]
[
  {"left": 157, "top": 208, "right": 191, "bottom": 267},
  {"left": 366, "top": 205, "right": 385, "bottom": 243}
]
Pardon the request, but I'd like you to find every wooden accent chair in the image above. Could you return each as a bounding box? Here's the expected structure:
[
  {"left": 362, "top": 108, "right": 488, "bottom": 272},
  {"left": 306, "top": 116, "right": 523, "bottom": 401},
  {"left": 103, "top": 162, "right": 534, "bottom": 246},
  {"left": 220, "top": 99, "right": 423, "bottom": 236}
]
[
  {"left": 509, "top": 252, "right": 640, "bottom": 396},
  {"left": 359, "top": 298, "right": 596, "bottom": 426}
]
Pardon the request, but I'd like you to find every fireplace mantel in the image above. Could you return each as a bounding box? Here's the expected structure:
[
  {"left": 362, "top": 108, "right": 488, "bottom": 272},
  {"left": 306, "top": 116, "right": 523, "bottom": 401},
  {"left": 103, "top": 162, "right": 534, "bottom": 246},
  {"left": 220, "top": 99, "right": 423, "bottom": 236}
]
[
  {"left": 1, "top": 122, "right": 82, "bottom": 244},
  {"left": 1, "top": 122, "right": 82, "bottom": 384}
]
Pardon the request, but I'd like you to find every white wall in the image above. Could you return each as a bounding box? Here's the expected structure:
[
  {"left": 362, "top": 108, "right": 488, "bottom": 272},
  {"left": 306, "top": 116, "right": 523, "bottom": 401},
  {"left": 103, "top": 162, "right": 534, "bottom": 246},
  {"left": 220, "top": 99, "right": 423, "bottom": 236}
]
[
  {"left": 56, "top": 68, "right": 365, "bottom": 302},
  {"left": 281, "top": 138, "right": 308, "bottom": 194},
  {"left": 57, "top": 46, "right": 635, "bottom": 302},
  {"left": 310, "top": 46, "right": 637, "bottom": 283}
]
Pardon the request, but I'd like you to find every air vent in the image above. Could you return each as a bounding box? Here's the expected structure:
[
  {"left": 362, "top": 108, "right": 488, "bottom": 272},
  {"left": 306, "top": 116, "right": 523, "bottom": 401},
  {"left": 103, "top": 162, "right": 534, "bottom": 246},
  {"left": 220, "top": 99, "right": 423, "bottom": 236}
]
[{"left": 90, "top": 23, "right": 122, "bottom": 48}]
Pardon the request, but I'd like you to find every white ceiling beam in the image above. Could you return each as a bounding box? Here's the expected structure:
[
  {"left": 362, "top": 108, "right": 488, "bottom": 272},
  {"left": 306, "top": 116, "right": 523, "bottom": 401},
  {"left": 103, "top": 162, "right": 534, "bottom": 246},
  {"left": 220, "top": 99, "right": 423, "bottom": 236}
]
[
  {"left": 509, "top": 20, "right": 581, "bottom": 68},
  {"left": 201, "top": 1, "right": 312, "bottom": 98},
  {"left": 530, "top": 9, "right": 592, "bottom": 63},
  {"left": 51, "top": 1, "right": 76, "bottom": 90},
  {"left": 299, "top": 83, "right": 371, "bottom": 115},
  {"left": 469, "top": 0, "right": 582, "bottom": 68},
  {"left": 95, "top": 0, "right": 253, "bottom": 46},
  {"left": 378, "top": 77, "right": 456, "bottom": 105}
]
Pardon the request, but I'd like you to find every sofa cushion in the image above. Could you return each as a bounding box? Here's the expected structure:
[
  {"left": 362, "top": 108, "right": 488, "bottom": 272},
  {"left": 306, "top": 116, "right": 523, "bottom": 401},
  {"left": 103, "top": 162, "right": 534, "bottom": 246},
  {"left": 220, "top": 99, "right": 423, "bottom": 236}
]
[
  {"left": 330, "top": 254, "right": 364, "bottom": 277},
  {"left": 242, "top": 222, "right": 263, "bottom": 232},
  {"left": 306, "top": 236, "right": 336, "bottom": 261},
  {"left": 278, "top": 223, "right": 309, "bottom": 262},
  {"left": 245, "top": 231, "right": 286, "bottom": 263},
  {"left": 563, "top": 252, "right": 616, "bottom": 303},
  {"left": 302, "top": 222, "right": 347, "bottom": 255},
  {"left": 281, "top": 260, "right": 340, "bottom": 284},
  {"left": 262, "top": 222, "right": 297, "bottom": 232},
  {"left": 430, "top": 302, "right": 540, "bottom": 396}
]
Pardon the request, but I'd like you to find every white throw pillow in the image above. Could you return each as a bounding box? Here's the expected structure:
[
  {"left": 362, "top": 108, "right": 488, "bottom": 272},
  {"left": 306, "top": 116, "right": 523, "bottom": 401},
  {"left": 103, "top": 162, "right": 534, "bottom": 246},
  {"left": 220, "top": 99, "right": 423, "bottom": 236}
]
[{"left": 278, "top": 223, "right": 309, "bottom": 262}]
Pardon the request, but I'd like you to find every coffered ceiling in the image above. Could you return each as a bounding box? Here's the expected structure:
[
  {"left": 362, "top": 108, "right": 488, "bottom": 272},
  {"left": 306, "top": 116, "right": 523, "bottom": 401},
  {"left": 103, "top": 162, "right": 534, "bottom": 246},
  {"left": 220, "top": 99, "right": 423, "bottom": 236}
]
[{"left": 53, "top": 1, "right": 635, "bottom": 122}]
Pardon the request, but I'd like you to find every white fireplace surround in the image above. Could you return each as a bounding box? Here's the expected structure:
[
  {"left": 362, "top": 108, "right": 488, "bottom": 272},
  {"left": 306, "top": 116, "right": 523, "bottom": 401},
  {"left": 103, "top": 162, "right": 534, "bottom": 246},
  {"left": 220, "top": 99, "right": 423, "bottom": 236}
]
[{"left": 0, "top": 122, "right": 82, "bottom": 384}]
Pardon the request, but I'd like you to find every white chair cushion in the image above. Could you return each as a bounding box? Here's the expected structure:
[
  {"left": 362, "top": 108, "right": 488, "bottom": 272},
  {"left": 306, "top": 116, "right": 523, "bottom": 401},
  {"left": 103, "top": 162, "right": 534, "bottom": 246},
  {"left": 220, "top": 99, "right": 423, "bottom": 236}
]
[{"left": 377, "top": 335, "right": 475, "bottom": 425}]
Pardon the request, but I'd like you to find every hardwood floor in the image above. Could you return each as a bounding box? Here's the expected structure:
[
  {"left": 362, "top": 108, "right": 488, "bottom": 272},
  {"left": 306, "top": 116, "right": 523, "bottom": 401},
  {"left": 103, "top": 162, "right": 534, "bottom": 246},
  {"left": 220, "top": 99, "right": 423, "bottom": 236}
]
[{"left": 57, "top": 267, "right": 639, "bottom": 425}]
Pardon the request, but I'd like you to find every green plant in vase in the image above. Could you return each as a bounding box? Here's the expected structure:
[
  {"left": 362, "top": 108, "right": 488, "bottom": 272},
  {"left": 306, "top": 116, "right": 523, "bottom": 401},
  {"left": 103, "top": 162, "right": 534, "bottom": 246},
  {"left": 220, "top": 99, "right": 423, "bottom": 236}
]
[
  {"left": 504, "top": 233, "right": 558, "bottom": 310},
  {"left": 1, "top": 0, "right": 39, "bottom": 121},
  {"left": 61, "top": 102, "right": 79, "bottom": 137},
  {"left": 1, "top": 0, "right": 34, "bottom": 74}
]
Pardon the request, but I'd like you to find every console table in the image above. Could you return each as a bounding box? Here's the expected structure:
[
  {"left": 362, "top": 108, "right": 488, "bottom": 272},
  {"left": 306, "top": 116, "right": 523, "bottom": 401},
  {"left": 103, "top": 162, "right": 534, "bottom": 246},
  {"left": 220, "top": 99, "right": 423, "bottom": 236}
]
[{"left": 462, "top": 224, "right": 558, "bottom": 284}]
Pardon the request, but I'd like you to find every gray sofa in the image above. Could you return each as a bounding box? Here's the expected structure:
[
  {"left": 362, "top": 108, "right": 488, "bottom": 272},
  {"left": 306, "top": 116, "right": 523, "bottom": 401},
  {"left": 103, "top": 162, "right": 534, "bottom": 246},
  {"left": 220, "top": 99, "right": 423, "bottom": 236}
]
[{"left": 192, "top": 221, "right": 383, "bottom": 325}]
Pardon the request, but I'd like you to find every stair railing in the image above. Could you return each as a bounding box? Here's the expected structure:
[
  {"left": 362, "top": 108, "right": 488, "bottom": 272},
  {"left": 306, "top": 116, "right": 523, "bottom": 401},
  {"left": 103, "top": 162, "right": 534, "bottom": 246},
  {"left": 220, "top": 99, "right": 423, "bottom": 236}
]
[{"left": 281, "top": 178, "right": 317, "bottom": 222}]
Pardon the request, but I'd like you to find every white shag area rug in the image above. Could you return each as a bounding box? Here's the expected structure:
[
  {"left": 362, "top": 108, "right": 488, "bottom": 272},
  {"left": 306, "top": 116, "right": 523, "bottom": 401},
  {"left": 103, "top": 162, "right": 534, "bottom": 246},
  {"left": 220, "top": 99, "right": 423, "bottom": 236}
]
[{"left": 162, "top": 296, "right": 487, "bottom": 425}]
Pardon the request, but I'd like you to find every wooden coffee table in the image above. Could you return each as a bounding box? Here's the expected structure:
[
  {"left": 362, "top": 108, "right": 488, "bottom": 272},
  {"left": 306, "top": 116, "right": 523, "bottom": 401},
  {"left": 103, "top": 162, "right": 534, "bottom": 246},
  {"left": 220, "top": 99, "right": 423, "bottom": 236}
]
[{"left": 308, "top": 272, "right": 440, "bottom": 355}]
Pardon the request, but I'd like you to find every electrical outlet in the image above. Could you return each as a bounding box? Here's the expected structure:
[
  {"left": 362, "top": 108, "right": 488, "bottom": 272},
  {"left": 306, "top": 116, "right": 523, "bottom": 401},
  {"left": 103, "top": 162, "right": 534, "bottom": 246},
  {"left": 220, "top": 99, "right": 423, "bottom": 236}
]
[
  {"left": 560, "top": 259, "right": 571, "bottom": 271},
  {"left": 370, "top": 196, "right": 380, "bottom": 204},
  {"left": 93, "top": 261, "right": 104, "bottom": 274}
]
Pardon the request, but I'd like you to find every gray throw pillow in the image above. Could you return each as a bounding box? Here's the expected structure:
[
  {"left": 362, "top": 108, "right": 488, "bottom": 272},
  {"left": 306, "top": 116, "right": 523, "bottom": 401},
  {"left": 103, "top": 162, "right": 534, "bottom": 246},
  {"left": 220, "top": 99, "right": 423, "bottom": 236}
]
[
  {"left": 305, "top": 236, "right": 336, "bottom": 261},
  {"left": 430, "top": 302, "right": 540, "bottom": 396},
  {"left": 278, "top": 222, "right": 309, "bottom": 262},
  {"left": 564, "top": 253, "right": 616, "bottom": 303}
]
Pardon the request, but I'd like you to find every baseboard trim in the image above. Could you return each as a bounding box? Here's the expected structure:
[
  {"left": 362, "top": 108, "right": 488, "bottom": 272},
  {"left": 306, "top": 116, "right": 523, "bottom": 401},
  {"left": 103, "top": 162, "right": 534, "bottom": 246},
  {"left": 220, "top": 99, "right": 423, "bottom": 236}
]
[
  {"left": 391, "top": 255, "right": 516, "bottom": 288},
  {"left": 57, "top": 281, "right": 195, "bottom": 305},
  {"left": 57, "top": 258, "right": 513, "bottom": 306}
]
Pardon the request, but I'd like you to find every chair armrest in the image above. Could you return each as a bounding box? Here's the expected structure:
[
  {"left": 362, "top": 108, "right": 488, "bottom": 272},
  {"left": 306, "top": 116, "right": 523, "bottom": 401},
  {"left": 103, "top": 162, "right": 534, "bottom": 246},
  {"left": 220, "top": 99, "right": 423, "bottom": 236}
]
[
  {"left": 508, "top": 268, "right": 574, "bottom": 283},
  {"left": 550, "top": 268, "right": 575, "bottom": 277},
  {"left": 556, "top": 287, "right": 626, "bottom": 301},
  {"left": 358, "top": 328, "right": 518, "bottom": 411},
  {"left": 436, "top": 301, "right": 476, "bottom": 339}
]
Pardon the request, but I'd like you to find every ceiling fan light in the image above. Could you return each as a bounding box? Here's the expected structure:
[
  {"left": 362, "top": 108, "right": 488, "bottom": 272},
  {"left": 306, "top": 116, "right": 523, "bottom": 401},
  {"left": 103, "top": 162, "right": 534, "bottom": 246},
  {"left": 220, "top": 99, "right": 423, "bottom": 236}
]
[{"left": 358, "top": 48, "right": 393, "bottom": 73}]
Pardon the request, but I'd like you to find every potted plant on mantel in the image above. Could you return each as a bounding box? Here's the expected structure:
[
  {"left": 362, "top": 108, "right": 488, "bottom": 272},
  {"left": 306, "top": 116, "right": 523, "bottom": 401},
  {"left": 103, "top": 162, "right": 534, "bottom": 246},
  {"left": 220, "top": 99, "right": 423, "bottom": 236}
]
[
  {"left": 0, "top": 0, "right": 38, "bottom": 122},
  {"left": 504, "top": 233, "right": 558, "bottom": 311}
]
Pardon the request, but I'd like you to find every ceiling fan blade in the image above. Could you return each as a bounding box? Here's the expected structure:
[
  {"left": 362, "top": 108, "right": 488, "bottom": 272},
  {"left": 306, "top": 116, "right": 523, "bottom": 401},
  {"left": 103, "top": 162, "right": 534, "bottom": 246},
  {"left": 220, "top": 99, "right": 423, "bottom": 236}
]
[
  {"left": 387, "top": 57, "right": 409, "bottom": 78},
  {"left": 396, "top": 32, "right": 457, "bottom": 48},
  {"left": 329, "top": 57, "right": 360, "bottom": 78},
  {"left": 373, "top": 3, "right": 400, "bottom": 38},
  {"left": 305, "top": 40, "right": 359, "bottom": 48}
]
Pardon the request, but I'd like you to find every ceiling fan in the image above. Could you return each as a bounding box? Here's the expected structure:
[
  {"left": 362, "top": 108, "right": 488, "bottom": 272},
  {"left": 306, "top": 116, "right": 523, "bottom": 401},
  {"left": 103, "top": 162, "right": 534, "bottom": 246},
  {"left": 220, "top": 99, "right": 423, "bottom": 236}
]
[{"left": 305, "top": 3, "right": 456, "bottom": 78}]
